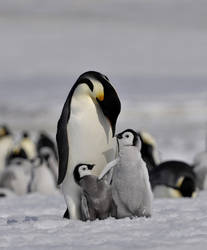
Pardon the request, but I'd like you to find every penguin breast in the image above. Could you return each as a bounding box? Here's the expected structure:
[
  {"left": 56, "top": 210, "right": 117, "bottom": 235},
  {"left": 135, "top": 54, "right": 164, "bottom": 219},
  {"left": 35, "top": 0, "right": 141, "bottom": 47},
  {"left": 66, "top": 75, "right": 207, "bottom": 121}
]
[{"left": 66, "top": 93, "right": 117, "bottom": 177}]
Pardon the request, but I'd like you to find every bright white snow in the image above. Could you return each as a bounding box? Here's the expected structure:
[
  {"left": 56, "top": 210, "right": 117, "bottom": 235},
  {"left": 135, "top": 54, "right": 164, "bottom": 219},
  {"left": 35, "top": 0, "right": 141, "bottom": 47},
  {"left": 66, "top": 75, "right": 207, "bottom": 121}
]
[{"left": 1, "top": 192, "right": 207, "bottom": 250}]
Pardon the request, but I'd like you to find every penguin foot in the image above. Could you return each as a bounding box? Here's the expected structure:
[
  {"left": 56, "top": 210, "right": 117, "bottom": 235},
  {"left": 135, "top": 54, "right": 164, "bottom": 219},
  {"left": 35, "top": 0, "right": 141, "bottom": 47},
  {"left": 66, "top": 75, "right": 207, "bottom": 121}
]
[{"left": 63, "top": 208, "right": 70, "bottom": 219}]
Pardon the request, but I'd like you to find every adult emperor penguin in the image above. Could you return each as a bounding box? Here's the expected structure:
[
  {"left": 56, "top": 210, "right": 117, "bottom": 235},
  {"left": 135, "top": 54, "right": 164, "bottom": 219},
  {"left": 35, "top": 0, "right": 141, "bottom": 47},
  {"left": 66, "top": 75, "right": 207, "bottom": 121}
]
[
  {"left": 0, "top": 125, "right": 14, "bottom": 173},
  {"left": 73, "top": 163, "right": 113, "bottom": 221},
  {"left": 150, "top": 161, "right": 196, "bottom": 198},
  {"left": 99, "top": 129, "right": 153, "bottom": 219},
  {"left": 56, "top": 71, "right": 121, "bottom": 220}
]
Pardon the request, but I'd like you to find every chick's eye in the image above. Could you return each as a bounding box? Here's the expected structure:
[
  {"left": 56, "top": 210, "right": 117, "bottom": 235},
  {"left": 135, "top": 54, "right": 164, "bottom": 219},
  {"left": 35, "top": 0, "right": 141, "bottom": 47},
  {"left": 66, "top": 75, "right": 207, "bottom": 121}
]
[{"left": 125, "top": 135, "right": 129, "bottom": 138}]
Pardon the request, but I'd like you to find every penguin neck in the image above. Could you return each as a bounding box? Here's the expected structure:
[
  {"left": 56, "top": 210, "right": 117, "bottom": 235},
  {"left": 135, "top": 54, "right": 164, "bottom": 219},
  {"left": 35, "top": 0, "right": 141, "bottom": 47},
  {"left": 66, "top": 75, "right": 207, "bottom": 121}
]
[
  {"left": 119, "top": 145, "right": 136, "bottom": 154},
  {"left": 79, "top": 175, "right": 99, "bottom": 194},
  {"left": 119, "top": 146, "right": 141, "bottom": 167}
]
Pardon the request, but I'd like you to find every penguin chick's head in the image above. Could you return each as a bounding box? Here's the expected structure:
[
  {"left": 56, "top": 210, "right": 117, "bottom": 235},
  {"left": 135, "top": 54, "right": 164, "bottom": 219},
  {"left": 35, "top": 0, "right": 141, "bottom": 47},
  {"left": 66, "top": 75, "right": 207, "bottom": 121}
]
[
  {"left": 117, "top": 129, "right": 140, "bottom": 147},
  {"left": 73, "top": 164, "right": 95, "bottom": 184}
]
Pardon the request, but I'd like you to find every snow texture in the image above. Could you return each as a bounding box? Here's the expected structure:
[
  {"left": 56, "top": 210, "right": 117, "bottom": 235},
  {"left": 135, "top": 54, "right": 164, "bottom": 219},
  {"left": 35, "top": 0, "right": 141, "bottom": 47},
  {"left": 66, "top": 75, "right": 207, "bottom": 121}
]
[{"left": 1, "top": 192, "right": 207, "bottom": 250}]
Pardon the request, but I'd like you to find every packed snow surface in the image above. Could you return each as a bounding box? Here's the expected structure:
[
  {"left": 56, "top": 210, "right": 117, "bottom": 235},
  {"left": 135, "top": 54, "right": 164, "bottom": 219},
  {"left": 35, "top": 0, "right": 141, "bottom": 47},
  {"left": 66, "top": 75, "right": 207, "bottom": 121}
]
[{"left": 1, "top": 192, "right": 207, "bottom": 250}]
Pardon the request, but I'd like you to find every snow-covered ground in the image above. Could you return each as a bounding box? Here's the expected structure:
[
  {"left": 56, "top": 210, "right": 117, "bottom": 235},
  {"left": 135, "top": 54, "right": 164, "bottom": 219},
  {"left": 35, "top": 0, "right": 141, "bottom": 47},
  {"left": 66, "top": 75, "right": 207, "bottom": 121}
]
[
  {"left": 1, "top": 192, "right": 207, "bottom": 250},
  {"left": 0, "top": 0, "right": 207, "bottom": 249}
]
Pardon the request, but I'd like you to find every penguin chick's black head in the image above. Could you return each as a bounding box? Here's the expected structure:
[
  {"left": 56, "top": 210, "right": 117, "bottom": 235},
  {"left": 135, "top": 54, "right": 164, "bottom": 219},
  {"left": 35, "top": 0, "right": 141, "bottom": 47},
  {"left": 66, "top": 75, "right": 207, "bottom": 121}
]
[
  {"left": 73, "top": 164, "right": 95, "bottom": 184},
  {"left": 178, "top": 177, "right": 196, "bottom": 197},
  {"left": 116, "top": 129, "right": 138, "bottom": 146}
]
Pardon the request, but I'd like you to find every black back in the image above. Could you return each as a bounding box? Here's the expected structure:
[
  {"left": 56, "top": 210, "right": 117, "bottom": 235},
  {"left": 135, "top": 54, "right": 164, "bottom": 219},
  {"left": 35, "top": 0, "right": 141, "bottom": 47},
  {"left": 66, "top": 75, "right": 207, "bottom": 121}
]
[
  {"left": 37, "top": 132, "right": 58, "bottom": 160},
  {"left": 149, "top": 160, "right": 196, "bottom": 197}
]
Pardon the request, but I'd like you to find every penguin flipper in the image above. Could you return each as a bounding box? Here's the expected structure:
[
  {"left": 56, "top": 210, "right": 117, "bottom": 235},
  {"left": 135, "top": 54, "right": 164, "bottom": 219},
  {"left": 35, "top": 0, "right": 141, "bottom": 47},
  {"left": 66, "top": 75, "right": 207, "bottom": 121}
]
[
  {"left": 56, "top": 97, "right": 70, "bottom": 185},
  {"left": 63, "top": 208, "right": 70, "bottom": 219},
  {"left": 80, "top": 195, "right": 90, "bottom": 221}
]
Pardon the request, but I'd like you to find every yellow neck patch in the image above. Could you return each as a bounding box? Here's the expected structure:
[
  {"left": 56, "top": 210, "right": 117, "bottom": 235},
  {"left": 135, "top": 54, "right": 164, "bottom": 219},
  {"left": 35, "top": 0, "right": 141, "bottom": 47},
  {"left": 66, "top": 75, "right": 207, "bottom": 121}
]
[{"left": 140, "top": 131, "right": 156, "bottom": 147}]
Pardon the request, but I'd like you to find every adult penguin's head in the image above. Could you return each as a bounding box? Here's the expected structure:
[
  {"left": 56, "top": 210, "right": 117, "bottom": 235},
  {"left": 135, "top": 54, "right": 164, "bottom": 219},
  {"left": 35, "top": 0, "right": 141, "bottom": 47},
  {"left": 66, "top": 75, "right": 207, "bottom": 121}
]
[{"left": 75, "top": 71, "right": 121, "bottom": 136}]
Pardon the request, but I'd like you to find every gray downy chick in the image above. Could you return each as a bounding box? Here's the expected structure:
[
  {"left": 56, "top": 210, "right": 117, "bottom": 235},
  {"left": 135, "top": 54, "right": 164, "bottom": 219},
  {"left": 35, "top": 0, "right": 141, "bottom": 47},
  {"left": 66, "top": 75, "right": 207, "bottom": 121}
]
[
  {"left": 73, "top": 163, "right": 113, "bottom": 221},
  {"left": 29, "top": 155, "right": 58, "bottom": 195},
  {"left": 99, "top": 129, "right": 153, "bottom": 219},
  {"left": 0, "top": 158, "right": 32, "bottom": 195}
]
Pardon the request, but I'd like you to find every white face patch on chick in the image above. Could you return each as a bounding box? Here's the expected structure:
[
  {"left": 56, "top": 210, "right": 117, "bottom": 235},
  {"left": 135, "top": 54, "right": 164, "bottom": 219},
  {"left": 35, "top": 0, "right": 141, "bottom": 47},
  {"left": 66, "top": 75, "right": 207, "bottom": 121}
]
[
  {"left": 119, "top": 131, "right": 134, "bottom": 146},
  {"left": 117, "top": 129, "right": 138, "bottom": 148},
  {"left": 78, "top": 165, "right": 93, "bottom": 178}
]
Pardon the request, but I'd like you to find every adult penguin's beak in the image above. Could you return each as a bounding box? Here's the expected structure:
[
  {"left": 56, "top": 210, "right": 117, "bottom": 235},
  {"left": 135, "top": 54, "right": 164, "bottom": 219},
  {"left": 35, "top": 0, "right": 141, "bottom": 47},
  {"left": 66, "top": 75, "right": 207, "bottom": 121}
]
[{"left": 96, "top": 90, "right": 104, "bottom": 102}]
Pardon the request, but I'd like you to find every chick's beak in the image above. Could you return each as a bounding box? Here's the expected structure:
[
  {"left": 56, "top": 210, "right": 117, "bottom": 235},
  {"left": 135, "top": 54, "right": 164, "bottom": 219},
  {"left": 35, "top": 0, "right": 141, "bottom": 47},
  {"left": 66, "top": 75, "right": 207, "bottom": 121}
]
[
  {"left": 88, "top": 164, "right": 95, "bottom": 170},
  {"left": 116, "top": 133, "right": 122, "bottom": 139}
]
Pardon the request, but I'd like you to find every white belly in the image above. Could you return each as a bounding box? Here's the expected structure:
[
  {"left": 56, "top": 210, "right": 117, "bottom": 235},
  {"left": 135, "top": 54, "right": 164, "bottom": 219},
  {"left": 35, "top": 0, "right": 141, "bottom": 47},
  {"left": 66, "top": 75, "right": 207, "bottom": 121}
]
[
  {"left": 62, "top": 94, "right": 117, "bottom": 219},
  {"left": 66, "top": 95, "right": 117, "bottom": 178}
]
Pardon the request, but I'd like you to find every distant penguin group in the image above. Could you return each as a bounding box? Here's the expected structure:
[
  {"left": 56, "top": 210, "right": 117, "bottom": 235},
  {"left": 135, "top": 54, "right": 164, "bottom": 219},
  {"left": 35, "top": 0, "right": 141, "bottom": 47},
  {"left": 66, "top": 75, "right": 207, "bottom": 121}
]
[{"left": 0, "top": 127, "right": 59, "bottom": 197}]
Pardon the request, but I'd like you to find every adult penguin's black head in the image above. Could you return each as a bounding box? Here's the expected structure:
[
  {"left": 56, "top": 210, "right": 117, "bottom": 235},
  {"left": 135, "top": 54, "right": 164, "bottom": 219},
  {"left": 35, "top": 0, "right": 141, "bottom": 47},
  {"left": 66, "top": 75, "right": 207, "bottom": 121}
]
[
  {"left": 76, "top": 71, "right": 121, "bottom": 137},
  {"left": 178, "top": 176, "right": 196, "bottom": 197},
  {"left": 0, "top": 125, "right": 11, "bottom": 139},
  {"left": 138, "top": 131, "right": 159, "bottom": 171},
  {"left": 56, "top": 71, "right": 121, "bottom": 185},
  {"left": 6, "top": 147, "right": 28, "bottom": 166}
]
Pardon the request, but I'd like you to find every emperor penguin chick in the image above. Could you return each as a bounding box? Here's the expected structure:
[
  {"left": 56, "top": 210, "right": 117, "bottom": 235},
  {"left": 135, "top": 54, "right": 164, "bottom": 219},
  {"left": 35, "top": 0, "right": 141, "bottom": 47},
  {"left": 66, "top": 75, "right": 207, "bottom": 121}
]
[
  {"left": 100, "top": 129, "right": 153, "bottom": 219},
  {"left": 73, "top": 163, "right": 113, "bottom": 221}
]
